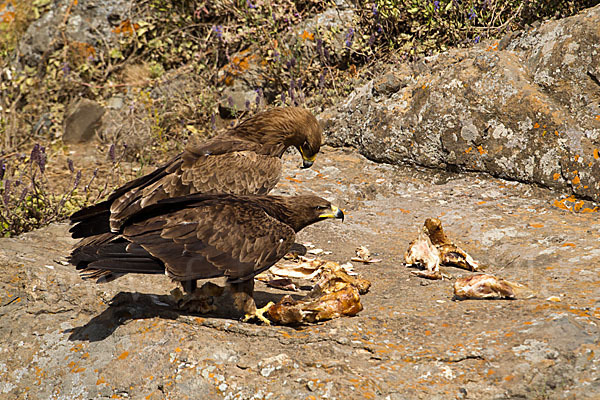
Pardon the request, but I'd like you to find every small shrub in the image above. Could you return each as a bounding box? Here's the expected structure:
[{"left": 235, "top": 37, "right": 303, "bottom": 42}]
[{"left": 0, "top": 143, "right": 129, "bottom": 237}]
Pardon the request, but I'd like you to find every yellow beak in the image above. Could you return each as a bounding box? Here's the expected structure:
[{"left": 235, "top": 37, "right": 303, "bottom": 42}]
[
  {"left": 299, "top": 147, "right": 316, "bottom": 168},
  {"left": 319, "top": 205, "right": 344, "bottom": 222}
]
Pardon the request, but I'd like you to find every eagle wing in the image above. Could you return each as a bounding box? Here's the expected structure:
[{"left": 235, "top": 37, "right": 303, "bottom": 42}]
[
  {"left": 122, "top": 200, "right": 295, "bottom": 282},
  {"left": 108, "top": 139, "right": 281, "bottom": 232}
]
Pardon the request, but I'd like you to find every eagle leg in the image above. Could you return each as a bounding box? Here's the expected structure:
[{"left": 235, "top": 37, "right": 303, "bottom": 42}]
[{"left": 230, "top": 279, "right": 273, "bottom": 325}]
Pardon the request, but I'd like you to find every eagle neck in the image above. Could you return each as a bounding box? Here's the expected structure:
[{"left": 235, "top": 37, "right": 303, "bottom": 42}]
[
  {"left": 228, "top": 118, "right": 303, "bottom": 155},
  {"left": 255, "top": 197, "right": 304, "bottom": 233}
]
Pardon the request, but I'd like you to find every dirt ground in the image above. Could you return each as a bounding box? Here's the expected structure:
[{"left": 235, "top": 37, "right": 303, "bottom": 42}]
[{"left": 1, "top": 146, "right": 599, "bottom": 399}]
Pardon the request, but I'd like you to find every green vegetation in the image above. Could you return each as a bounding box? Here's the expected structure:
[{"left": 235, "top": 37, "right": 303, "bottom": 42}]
[{"left": 0, "top": 0, "right": 597, "bottom": 236}]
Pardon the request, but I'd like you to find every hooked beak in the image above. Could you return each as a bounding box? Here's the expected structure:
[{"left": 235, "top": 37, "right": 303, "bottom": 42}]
[
  {"left": 319, "top": 205, "right": 344, "bottom": 222},
  {"left": 298, "top": 147, "right": 316, "bottom": 169}
]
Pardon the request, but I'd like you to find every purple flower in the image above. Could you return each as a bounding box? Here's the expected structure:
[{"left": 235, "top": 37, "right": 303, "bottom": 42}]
[
  {"left": 474, "top": 36, "right": 481, "bottom": 43},
  {"left": 246, "top": 0, "right": 256, "bottom": 9},
  {"left": 469, "top": 8, "right": 477, "bottom": 20},
  {"left": 3, "top": 179, "right": 10, "bottom": 204},
  {"left": 245, "top": 100, "right": 250, "bottom": 110},
  {"left": 108, "top": 144, "right": 116, "bottom": 163},
  {"left": 255, "top": 88, "right": 263, "bottom": 107},
  {"left": 433, "top": 0, "right": 439, "bottom": 11},
  {"left": 210, "top": 114, "right": 216, "bottom": 130},
  {"left": 368, "top": 34, "right": 376, "bottom": 46},
  {"left": 286, "top": 57, "right": 296, "bottom": 69},
  {"left": 288, "top": 80, "right": 295, "bottom": 102},
  {"left": 38, "top": 146, "right": 46, "bottom": 174},
  {"left": 345, "top": 28, "right": 354, "bottom": 48},
  {"left": 30, "top": 144, "right": 46, "bottom": 173},
  {"left": 61, "top": 62, "right": 70, "bottom": 75},
  {"left": 280, "top": 91, "right": 286, "bottom": 104},
  {"left": 73, "top": 170, "right": 81, "bottom": 189},
  {"left": 213, "top": 25, "right": 223, "bottom": 39},
  {"left": 324, "top": 46, "right": 331, "bottom": 62},
  {"left": 372, "top": 4, "right": 379, "bottom": 17}
]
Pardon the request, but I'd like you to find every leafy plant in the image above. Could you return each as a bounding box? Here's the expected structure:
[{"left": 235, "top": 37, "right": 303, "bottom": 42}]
[{"left": 0, "top": 143, "right": 130, "bottom": 237}]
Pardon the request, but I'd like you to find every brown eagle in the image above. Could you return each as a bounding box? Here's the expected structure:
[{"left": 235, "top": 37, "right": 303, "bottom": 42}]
[
  {"left": 69, "top": 107, "right": 322, "bottom": 238},
  {"left": 69, "top": 193, "right": 344, "bottom": 324}
]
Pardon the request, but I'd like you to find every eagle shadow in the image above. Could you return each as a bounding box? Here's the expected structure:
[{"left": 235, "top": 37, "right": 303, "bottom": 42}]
[{"left": 65, "top": 289, "right": 298, "bottom": 342}]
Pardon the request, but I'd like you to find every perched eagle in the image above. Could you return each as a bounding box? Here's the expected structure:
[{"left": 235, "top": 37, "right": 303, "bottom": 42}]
[
  {"left": 69, "top": 107, "right": 322, "bottom": 237},
  {"left": 69, "top": 193, "right": 344, "bottom": 324}
]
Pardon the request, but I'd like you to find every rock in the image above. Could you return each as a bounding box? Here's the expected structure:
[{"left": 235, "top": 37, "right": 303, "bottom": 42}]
[
  {"left": 63, "top": 98, "right": 105, "bottom": 143},
  {"left": 323, "top": 4, "right": 600, "bottom": 202},
  {"left": 292, "top": 4, "right": 355, "bottom": 62},
  {"left": 106, "top": 94, "right": 125, "bottom": 110},
  {"left": 1, "top": 148, "right": 600, "bottom": 399},
  {"left": 219, "top": 85, "right": 264, "bottom": 119},
  {"left": 18, "top": 0, "right": 132, "bottom": 67}
]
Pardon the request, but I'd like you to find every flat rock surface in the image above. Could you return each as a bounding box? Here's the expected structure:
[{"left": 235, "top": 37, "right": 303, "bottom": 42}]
[{"left": 1, "top": 147, "right": 599, "bottom": 399}]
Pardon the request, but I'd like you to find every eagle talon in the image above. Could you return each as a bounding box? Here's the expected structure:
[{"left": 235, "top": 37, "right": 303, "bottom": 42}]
[
  {"left": 242, "top": 301, "right": 275, "bottom": 325},
  {"left": 171, "top": 285, "right": 222, "bottom": 313},
  {"left": 170, "top": 287, "right": 185, "bottom": 303}
]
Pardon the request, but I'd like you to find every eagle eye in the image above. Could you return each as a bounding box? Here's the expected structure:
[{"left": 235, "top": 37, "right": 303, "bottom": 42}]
[{"left": 301, "top": 141, "right": 311, "bottom": 154}]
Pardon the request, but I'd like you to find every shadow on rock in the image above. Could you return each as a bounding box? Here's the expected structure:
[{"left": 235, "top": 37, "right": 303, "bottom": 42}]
[
  {"left": 66, "top": 292, "right": 181, "bottom": 342},
  {"left": 65, "top": 290, "right": 294, "bottom": 342}
]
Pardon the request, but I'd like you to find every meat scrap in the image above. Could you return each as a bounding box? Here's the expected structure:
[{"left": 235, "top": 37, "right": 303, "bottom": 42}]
[
  {"left": 453, "top": 274, "right": 532, "bottom": 300},
  {"left": 267, "top": 263, "right": 370, "bottom": 325},
  {"left": 405, "top": 218, "right": 480, "bottom": 280}
]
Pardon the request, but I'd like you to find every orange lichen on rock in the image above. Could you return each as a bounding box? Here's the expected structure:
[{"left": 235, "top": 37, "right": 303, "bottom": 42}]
[
  {"left": 69, "top": 41, "right": 96, "bottom": 59},
  {"left": 300, "top": 30, "right": 314, "bottom": 41},
  {"left": 0, "top": 0, "right": 15, "bottom": 23},
  {"left": 553, "top": 199, "right": 570, "bottom": 210},
  {"left": 112, "top": 20, "right": 139, "bottom": 35}
]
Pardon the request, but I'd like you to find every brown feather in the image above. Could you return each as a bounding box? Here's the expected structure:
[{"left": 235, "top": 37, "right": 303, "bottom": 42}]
[
  {"left": 69, "top": 107, "right": 321, "bottom": 238},
  {"left": 71, "top": 194, "right": 338, "bottom": 281},
  {"left": 69, "top": 193, "right": 342, "bottom": 321}
]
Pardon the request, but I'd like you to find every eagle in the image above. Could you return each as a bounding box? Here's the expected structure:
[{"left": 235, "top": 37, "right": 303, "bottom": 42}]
[
  {"left": 69, "top": 107, "right": 322, "bottom": 237},
  {"left": 69, "top": 193, "right": 344, "bottom": 324}
]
